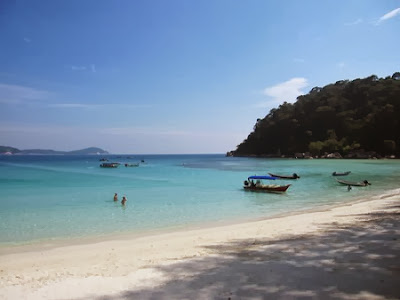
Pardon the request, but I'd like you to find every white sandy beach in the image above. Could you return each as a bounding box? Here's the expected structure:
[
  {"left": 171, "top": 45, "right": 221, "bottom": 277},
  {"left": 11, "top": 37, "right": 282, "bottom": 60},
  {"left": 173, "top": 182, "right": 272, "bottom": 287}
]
[{"left": 1, "top": 190, "right": 399, "bottom": 300}]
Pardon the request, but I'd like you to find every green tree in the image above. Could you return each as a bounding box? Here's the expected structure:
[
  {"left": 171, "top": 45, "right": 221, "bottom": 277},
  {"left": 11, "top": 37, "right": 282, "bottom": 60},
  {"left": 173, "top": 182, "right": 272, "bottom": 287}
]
[
  {"left": 308, "top": 141, "right": 324, "bottom": 156},
  {"left": 233, "top": 73, "right": 400, "bottom": 157}
]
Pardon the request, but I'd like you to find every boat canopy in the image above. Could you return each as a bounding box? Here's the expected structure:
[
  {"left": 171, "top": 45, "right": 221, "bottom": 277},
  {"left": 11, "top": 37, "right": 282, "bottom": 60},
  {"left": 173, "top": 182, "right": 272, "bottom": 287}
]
[{"left": 248, "top": 175, "right": 277, "bottom": 180}]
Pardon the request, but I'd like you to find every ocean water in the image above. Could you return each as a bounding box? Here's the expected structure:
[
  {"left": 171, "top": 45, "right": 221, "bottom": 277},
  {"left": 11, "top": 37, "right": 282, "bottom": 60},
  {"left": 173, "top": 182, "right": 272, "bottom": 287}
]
[{"left": 0, "top": 154, "right": 399, "bottom": 246}]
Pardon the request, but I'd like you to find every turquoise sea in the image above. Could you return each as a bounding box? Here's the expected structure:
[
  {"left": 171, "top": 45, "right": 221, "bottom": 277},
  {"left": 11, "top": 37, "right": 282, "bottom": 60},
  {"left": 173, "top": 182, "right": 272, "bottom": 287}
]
[{"left": 0, "top": 154, "right": 399, "bottom": 246}]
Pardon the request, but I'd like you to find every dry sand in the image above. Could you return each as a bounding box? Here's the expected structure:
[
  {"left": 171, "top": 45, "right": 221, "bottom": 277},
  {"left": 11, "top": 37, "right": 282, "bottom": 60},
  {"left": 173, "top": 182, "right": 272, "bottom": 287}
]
[{"left": 1, "top": 190, "right": 399, "bottom": 300}]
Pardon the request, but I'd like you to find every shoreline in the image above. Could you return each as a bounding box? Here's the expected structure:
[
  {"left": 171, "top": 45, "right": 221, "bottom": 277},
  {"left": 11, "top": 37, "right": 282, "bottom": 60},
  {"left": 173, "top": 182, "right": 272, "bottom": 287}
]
[
  {"left": 2, "top": 188, "right": 398, "bottom": 254},
  {"left": 228, "top": 153, "right": 400, "bottom": 159},
  {"left": 1, "top": 189, "right": 399, "bottom": 299}
]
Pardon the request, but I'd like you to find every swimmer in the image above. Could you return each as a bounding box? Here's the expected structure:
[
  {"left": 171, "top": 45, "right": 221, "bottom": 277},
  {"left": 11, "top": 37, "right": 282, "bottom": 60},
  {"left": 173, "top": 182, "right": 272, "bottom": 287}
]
[
  {"left": 121, "top": 196, "right": 127, "bottom": 205},
  {"left": 113, "top": 193, "right": 118, "bottom": 201}
]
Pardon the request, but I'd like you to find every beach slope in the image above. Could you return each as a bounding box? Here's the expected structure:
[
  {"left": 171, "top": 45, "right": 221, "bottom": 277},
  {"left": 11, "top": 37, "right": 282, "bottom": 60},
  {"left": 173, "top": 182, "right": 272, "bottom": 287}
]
[{"left": 1, "top": 191, "right": 399, "bottom": 300}]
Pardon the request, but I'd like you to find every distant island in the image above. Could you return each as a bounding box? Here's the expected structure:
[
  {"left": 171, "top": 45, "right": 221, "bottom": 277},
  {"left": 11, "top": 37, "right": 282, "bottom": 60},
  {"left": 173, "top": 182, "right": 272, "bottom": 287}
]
[
  {"left": 0, "top": 146, "right": 109, "bottom": 155},
  {"left": 228, "top": 72, "right": 400, "bottom": 159}
]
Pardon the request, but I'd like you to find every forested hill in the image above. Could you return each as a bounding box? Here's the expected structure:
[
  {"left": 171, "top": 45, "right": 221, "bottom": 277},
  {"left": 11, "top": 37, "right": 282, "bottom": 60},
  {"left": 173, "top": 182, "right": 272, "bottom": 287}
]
[
  {"left": 230, "top": 72, "right": 400, "bottom": 158},
  {"left": 0, "top": 146, "right": 109, "bottom": 155}
]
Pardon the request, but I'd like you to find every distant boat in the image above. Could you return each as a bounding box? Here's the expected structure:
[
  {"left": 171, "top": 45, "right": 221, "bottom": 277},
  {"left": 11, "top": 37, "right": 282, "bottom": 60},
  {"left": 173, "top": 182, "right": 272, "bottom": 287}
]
[
  {"left": 99, "top": 158, "right": 108, "bottom": 162},
  {"left": 244, "top": 175, "right": 291, "bottom": 193},
  {"left": 124, "top": 163, "right": 139, "bottom": 167},
  {"left": 332, "top": 171, "right": 351, "bottom": 176},
  {"left": 336, "top": 179, "right": 371, "bottom": 186},
  {"left": 268, "top": 173, "right": 300, "bottom": 179},
  {"left": 100, "top": 162, "right": 119, "bottom": 168}
]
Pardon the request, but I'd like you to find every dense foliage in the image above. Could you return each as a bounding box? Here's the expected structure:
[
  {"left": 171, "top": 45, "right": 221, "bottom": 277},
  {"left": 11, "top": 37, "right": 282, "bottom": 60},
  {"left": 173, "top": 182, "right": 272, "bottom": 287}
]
[{"left": 232, "top": 73, "right": 400, "bottom": 157}]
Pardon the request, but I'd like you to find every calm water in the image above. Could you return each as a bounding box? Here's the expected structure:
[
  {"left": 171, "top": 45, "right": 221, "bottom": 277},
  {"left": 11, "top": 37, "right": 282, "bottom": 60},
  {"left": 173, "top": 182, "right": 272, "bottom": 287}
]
[{"left": 0, "top": 154, "right": 399, "bottom": 246}]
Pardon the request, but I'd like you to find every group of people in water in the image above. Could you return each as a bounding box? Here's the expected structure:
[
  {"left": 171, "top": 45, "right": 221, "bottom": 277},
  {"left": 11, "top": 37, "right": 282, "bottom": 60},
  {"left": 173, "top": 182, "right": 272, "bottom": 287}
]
[{"left": 114, "top": 193, "right": 127, "bottom": 205}]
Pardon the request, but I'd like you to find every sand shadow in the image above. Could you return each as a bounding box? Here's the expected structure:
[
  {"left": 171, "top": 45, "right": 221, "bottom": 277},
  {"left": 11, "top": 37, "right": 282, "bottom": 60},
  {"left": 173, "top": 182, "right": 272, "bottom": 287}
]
[{"left": 81, "top": 209, "right": 400, "bottom": 300}]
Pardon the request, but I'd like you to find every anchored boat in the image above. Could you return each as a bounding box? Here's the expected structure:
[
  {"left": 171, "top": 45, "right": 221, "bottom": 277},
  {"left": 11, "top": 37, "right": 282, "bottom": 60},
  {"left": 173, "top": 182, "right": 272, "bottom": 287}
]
[
  {"left": 336, "top": 179, "right": 371, "bottom": 186},
  {"left": 332, "top": 171, "right": 351, "bottom": 176},
  {"left": 124, "top": 163, "right": 139, "bottom": 167},
  {"left": 268, "top": 173, "right": 300, "bottom": 179},
  {"left": 100, "top": 162, "right": 120, "bottom": 168},
  {"left": 244, "top": 175, "right": 291, "bottom": 193}
]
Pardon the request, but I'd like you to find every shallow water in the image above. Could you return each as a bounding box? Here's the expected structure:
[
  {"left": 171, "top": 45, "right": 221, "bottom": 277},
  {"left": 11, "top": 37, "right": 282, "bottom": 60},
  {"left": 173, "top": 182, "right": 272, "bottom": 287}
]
[{"left": 0, "top": 154, "right": 399, "bottom": 245}]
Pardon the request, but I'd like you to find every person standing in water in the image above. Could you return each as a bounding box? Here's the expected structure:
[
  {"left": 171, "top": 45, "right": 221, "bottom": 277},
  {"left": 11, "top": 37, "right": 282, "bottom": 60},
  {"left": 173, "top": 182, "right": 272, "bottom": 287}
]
[
  {"left": 113, "top": 193, "right": 118, "bottom": 201},
  {"left": 121, "top": 196, "right": 127, "bottom": 205}
]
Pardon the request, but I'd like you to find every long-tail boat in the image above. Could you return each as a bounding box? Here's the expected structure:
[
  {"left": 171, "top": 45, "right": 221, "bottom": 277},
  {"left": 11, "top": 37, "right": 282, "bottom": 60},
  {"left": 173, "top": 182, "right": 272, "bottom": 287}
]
[
  {"left": 268, "top": 173, "right": 300, "bottom": 179},
  {"left": 100, "top": 162, "right": 120, "bottom": 168},
  {"left": 244, "top": 175, "right": 291, "bottom": 193},
  {"left": 332, "top": 171, "right": 351, "bottom": 176},
  {"left": 336, "top": 179, "right": 371, "bottom": 186}
]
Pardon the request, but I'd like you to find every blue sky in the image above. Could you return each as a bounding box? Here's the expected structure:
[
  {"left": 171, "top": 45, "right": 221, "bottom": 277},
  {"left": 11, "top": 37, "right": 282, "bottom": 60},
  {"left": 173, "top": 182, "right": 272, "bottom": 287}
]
[{"left": 0, "top": 1, "right": 399, "bottom": 154}]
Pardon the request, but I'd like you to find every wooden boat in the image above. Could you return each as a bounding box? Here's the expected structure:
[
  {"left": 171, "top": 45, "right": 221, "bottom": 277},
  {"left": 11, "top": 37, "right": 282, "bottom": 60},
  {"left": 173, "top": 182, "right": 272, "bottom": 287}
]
[
  {"left": 100, "top": 162, "right": 119, "bottom": 168},
  {"left": 244, "top": 175, "right": 291, "bottom": 193},
  {"left": 332, "top": 171, "right": 351, "bottom": 176},
  {"left": 268, "top": 172, "right": 300, "bottom": 179},
  {"left": 336, "top": 179, "right": 371, "bottom": 186},
  {"left": 124, "top": 163, "right": 139, "bottom": 167}
]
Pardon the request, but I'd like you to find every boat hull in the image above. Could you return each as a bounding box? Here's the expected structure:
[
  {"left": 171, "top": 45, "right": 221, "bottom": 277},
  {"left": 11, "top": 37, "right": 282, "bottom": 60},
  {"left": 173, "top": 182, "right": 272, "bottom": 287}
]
[
  {"left": 268, "top": 173, "right": 299, "bottom": 179},
  {"left": 125, "top": 163, "right": 139, "bottom": 167},
  {"left": 332, "top": 171, "right": 351, "bottom": 176},
  {"left": 336, "top": 179, "right": 370, "bottom": 186},
  {"left": 100, "top": 163, "right": 119, "bottom": 168},
  {"left": 244, "top": 184, "right": 291, "bottom": 193}
]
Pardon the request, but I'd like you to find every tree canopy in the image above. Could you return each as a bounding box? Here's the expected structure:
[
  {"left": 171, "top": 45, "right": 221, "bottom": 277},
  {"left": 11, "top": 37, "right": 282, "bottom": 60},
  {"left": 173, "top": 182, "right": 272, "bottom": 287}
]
[{"left": 231, "top": 73, "right": 400, "bottom": 158}]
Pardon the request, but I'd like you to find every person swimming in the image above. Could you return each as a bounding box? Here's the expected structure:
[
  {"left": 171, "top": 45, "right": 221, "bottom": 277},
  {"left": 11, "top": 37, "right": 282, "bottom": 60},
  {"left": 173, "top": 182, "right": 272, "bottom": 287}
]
[
  {"left": 121, "top": 196, "right": 127, "bottom": 205},
  {"left": 113, "top": 193, "right": 118, "bottom": 201}
]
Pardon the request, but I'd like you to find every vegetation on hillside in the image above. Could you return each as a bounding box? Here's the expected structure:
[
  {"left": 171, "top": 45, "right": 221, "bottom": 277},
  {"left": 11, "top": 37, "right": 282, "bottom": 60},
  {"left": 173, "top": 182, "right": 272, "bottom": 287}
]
[
  {"left": 0, "top": 146, "right": 20, "bottom": 154},
  {"left": 231, "top": 72, "right": 400, "bottom": 158},
  {"left": 0, "top": 146, "right": 109, "bottom": 155}
]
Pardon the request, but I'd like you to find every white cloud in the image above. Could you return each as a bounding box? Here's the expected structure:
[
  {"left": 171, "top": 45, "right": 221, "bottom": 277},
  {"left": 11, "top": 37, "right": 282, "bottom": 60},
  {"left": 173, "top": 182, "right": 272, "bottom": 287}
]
[
  {"left": 69, "top": 64, "right": 97, "bottom": 72},
  {"left": 47, "top": 103, "right": 152, "bottom": 109},
  {"left": 0, "top": 83, "right": 49, "bottom": 104},
  {"left": 48, "top": 103, "right": 95, "bottom": 109},
  {"left": 0, "top": 84, "right": 152, "bottom": 109},
  {"left": 254, "top": 102, "right": 274, "bottom": 109},
  {"left": 0, "top": 122, "right": 243, "bottom": 154},
  {"left": 377, "top": 7, "right": 400, "bottom": 24},
  {"left": 70, "top": 65, "right": 87, "bottom": 71},
  {"left": 23, "top": 37, "right": 31, "bottom": 43},
  {"left": 262, "top": 77, "right": 308, "bottom": 104},
  {"left": 337, "top": 62, "right": 346, "bottom": 69},
  {"left": 0, "top": 123, "right": 228, "bottom": 139},
  {"left": 344, "top": 18, "right": 363, "bottom": 26}
]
